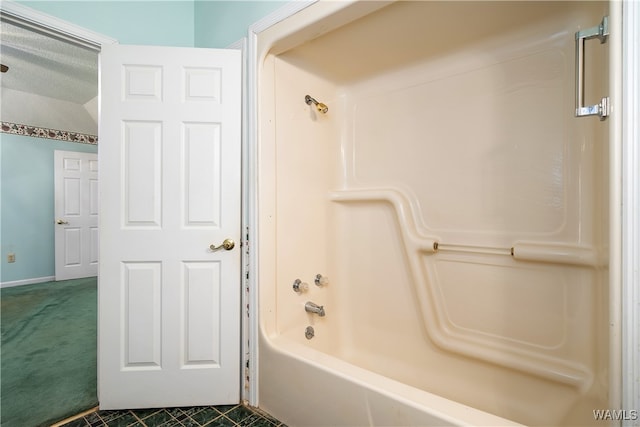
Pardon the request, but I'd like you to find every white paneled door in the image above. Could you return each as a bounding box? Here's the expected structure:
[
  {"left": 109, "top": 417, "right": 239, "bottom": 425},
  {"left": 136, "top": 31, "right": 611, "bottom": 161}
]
[
  {"left": 98, "top": 45, "right": 241, "bottom": 409},
  {"left": 54, "top": 150, "right": 99, "bottom": 280}
]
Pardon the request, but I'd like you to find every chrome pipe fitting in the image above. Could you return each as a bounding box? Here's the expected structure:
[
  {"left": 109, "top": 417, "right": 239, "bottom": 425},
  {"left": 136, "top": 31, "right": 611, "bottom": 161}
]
[{"left": 305, "top": 326, "right": 315, "bottom": 339}]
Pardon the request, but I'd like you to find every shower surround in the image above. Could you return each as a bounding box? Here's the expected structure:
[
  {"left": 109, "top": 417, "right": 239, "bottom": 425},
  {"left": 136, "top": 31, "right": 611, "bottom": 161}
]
[{"left": 255, "top": 1, "right": 618, "bottom": 425}]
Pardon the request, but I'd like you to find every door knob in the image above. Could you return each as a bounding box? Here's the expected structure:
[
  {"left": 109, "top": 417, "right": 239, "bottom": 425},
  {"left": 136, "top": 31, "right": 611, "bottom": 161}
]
[
  {"left": 209, "top": 238, "right": 235, "bottom": 251},
  {"left": 56, "top": 219, "right": 69, "bottom": 225}
]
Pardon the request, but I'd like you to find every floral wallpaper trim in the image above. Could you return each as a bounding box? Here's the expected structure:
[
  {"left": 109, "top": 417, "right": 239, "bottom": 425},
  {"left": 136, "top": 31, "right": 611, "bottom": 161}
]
[{"left": 1, "top": 122, "right": 98, "bottom": 145}]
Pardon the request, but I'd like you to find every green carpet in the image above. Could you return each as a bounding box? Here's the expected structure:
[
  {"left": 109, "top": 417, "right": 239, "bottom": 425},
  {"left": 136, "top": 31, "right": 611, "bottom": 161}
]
[{"left": 1, "top": 277, "right": 98, "bottom": 427}]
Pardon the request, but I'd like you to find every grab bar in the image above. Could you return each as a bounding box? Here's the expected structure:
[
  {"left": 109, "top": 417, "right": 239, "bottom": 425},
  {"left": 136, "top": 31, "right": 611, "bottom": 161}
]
[
  {"left": 575, "top": 16, "right": 609, "bottom": 120},
  {"left": 432, "top": 241, "right": 599, "bottom": 267},
  {"left": 511, "top": 242, "right": 599, "bottom": 267},
  {"left": 433, "top": 242, "right": 510, "bottom": 257}
]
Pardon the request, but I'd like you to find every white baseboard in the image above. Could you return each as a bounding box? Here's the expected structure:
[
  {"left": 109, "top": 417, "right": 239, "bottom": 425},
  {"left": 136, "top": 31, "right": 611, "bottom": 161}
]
[{"left": 0, "top": 276, "right": 55, "bottom": 289}]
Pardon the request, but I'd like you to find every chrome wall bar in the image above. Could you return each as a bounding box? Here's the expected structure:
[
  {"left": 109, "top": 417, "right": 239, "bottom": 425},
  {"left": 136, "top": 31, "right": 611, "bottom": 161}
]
[{"left": 575, "top": 16, "right": 610, "bottom": 120}]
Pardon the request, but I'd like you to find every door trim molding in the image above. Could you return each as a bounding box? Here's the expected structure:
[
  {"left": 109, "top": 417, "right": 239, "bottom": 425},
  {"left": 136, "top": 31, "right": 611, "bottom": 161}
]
[
  {"left": 244, "top": 0, "right": 318, "bottom": 407},
  {"left": 621, "top": 0, "right": 640, "bottom": 421},
  {"left": 0, "top": 1, "right": 117, "bottom": 50}
]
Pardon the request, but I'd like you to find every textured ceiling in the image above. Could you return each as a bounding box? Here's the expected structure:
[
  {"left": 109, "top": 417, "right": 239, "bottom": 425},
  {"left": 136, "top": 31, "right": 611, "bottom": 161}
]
[{"left": 0, "top": 19, "right": 98, "bottom": 105}]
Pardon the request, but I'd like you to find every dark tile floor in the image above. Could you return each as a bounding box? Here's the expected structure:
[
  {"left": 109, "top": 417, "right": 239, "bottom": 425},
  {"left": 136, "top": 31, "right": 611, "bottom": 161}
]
[{"left": 59, "top": 404, "right": 286, "bottom": 427}]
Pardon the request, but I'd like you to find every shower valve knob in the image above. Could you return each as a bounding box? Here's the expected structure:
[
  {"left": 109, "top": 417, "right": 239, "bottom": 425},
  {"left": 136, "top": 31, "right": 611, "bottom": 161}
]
[
  {"left": 315, "top": 274, "right": 329, "bottom": 286},
  {"left": 293, "top": 279, "right": 308, "bottom": 293}
]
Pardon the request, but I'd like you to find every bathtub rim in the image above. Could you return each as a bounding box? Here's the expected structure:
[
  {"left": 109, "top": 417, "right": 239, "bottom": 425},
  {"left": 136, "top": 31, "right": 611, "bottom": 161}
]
[
  {"left": 259, "top": 331, "right": 525, "bottom": 427},
  {"left": 245, "top": 0, "right": 637, "bottom": 417}
]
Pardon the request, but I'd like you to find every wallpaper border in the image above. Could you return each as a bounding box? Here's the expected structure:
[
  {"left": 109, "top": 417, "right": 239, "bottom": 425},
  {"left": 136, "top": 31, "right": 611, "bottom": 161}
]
[{"left": 1, "top": 122, "right": 98, "bottom": 145}]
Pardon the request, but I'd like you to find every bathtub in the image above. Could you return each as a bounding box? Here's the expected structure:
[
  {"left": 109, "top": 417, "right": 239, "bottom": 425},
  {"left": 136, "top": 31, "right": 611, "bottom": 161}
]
[{"left": 255, "top": 1, "right": 619, "bottom": 425}]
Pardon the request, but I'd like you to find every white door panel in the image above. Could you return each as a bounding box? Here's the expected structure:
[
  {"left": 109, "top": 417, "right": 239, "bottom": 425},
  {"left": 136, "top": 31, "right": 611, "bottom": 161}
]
[
  {"left": 54, "top": 150, "right": 99, "bottom": 280},
  {"left": 99, "top": 44, "right": 241, "bottom": 409}
]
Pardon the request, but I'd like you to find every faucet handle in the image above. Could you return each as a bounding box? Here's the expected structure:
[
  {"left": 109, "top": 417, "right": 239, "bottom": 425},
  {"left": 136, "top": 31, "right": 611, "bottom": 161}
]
[
  {"left": 293, "top": 279, "right": 308, "bottom": 293},
  {"left": 315, "top": 274, "right": 329, "bottom": 287}
]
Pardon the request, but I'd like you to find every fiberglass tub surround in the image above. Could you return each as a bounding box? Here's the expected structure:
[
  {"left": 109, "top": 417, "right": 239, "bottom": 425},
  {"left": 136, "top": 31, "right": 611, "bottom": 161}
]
[{"left": 258, "top": 2, "right": 612, "bottom": 426}]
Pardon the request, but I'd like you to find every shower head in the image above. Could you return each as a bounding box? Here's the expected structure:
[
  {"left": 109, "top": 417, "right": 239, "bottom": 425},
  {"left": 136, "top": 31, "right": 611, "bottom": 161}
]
[
  {"left": 1, "top": 64, "right": 8, "bottom": 73},
  {"left": 305, "top": 95, "right": 328, "bottom": 114}
]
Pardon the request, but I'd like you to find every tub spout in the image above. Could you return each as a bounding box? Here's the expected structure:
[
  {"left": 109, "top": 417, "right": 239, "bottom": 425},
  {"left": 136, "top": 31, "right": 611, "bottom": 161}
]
[{"left": 305, "top": 301, "right": 325, "bottom": 317}]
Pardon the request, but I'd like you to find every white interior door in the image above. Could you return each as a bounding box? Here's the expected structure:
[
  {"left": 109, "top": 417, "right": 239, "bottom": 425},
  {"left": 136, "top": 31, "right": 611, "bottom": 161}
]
[
  {"left": 98, "top": 44, "right": 242, "bottom": 409},
  {"left": 54, "top": 150, "right": 99, "bottom": 280}
]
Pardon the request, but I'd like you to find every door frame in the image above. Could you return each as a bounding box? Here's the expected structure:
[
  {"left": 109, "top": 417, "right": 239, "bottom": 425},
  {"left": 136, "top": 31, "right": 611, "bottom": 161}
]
[
  {"left": 243, "top": 0, "right": 317, "bottom": 407},
  {"left": 0, "top": 2, "right": 116, "bottom": 50},
  {"left": 620, "top": 0, "right": 640, "bottom": 419}
]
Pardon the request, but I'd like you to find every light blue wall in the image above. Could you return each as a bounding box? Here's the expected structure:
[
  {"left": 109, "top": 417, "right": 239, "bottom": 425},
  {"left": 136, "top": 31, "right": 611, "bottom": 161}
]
[
  {"left": 1, "top": 135, "right": 98, "bottom": 283},
  {"left": 17, "top": 1, "right": 195, "bottom": 46},
  {"left": 17, "top": 0, "right": 289, "bottom": 48},
  {"left": 195, "top": 1, "right": 288, "bottom": 48}
]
